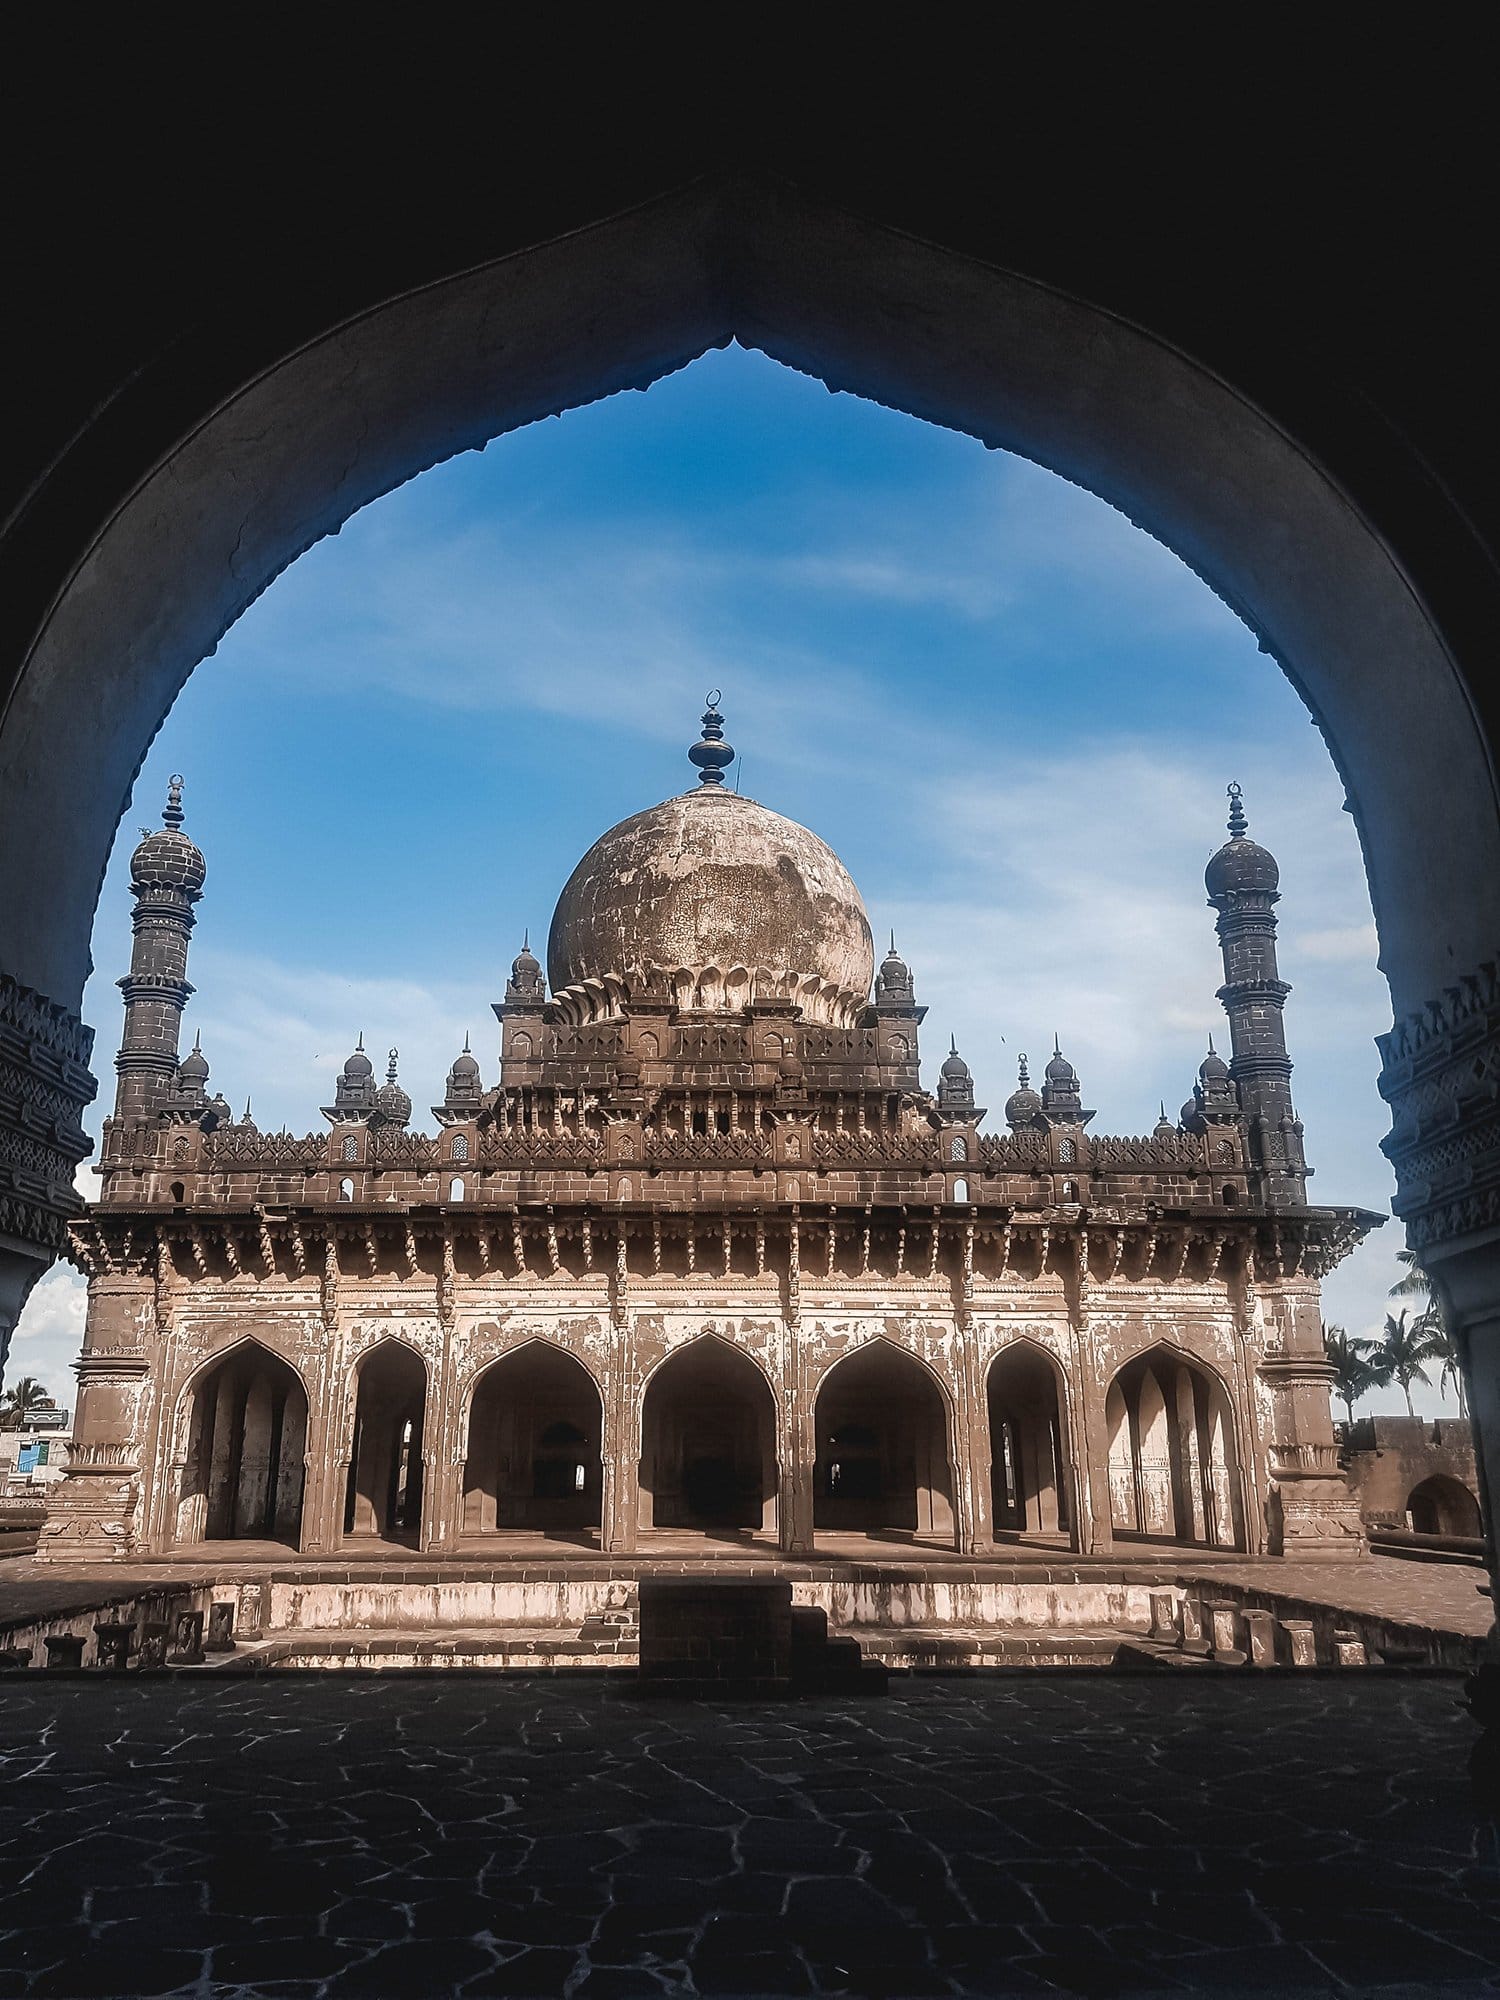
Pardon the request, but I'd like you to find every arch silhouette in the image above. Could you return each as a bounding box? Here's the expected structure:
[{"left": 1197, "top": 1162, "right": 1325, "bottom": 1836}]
[
  {"left": 174, "top": 1336, "right": 309, "bottom": 1549},
  {"left": 987, "top": 1340, "right": 1076, "bottom": 1549},
  {"left": 814, "top": 1336, "right": 958, "bottom": 1545},
  {"left": 462, "top": 1339, "right": 603, "bottom": 1538},
  {"left": 1105, "top": 1342, "right": 1245, "bottom": 1551},
  {"left": 459, "top": 1333, "right": 604, "bottom": 1432},
  {"left": 639, "top": 1334, "right": 778, "bottom": 1535}
]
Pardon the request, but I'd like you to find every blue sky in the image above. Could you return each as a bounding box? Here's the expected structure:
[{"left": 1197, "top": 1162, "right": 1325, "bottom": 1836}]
[{"left": 11, "top": 346, "right": 1438, "bottom": 1411}]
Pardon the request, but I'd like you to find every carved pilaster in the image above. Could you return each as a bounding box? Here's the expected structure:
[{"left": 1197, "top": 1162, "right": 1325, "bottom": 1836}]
[
  {"left": 1379, "top": 958, "right": 1500, "bottom": 1257},
  {"left": 0, "top": 974, "right": 97, "bottom": 1372}
]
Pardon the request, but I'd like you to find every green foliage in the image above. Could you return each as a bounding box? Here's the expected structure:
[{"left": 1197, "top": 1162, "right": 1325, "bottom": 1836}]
[
  {"left": 0, "top": 1376, "right": 49, "bottom": 1431},
  {"left": 1322, "top": 1323, "right": 1381, "bottom": 1425},
  {"left": 1370, "top": 1308, "right": 1445, "bottom": 1418}
]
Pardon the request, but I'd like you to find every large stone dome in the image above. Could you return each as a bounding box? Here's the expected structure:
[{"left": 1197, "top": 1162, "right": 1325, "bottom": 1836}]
[{"left": 547, "top": 786, "right": 876, "bottom": 1026}]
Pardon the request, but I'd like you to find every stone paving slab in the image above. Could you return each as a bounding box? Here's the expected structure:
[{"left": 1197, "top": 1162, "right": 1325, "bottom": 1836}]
[{"left": 0, "top": 1675, "right": 1496, "bottom": 1996}]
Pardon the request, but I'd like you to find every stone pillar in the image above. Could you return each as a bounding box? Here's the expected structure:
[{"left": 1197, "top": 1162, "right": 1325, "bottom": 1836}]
[
  {"left": 36, "top": 1273, "right": 151, "bottom": 1562},
  {"left": 421, "top": 1333, "right": 462, "bottom": 1553},
  {"left": 601, "top": 1308, "right": 639, "bottom": 1553},
  {"left": 1073, "top": 1339, "right": 1112, "bottom": 1554},
  {"left": 951, "top": 1334, "right": 991, "bottom": 1556},
  {"left": 1257, "top": 1278, "right": 1366, "bottom": 1558}
]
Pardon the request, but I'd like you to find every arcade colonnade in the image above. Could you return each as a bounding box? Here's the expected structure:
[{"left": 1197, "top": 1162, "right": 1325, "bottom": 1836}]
[{"left": 142, "top": 1303, "right": 1260, "bottom": 1559}]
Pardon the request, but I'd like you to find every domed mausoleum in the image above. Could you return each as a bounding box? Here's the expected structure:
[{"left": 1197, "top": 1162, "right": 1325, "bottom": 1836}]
[{"left": 48, "top": 723, "right": 1379, "bottom": 1590}]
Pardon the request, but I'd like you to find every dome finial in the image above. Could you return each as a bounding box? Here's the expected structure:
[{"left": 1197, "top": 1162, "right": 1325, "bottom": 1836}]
[
  {"left": 387, "top": 1048, "right": 399, "bottom": 1084},
  {"left": 356, "top": 1032, "right": 364, "bottom": 1052},
  {"left": 463, "top": 1030, "right": 471, "bottom": 1053},
  {"left": 1018, "top": 1053, "right": 1030, "bottom": 1086},
  {"left": 688, "top": 691, "right": 735, "bottom": 788},
  {"left": 1227, "top": 780, "right": 1248, "bottom": 840},
  {"left": 163, "top": 773, "right": 186, "bottom": 831}
]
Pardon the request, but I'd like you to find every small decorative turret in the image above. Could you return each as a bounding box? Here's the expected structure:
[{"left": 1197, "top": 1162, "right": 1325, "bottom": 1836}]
[
  {"left": 1039, "top": 1035, "right": 1095, "bottom": 1128},
  {"left": 323, "top": 1035, "right": 378, "bottom": 1125},
  {"left": 876, "top": 934, "right": 914, "bottom": 1003},
  {"left": 437, "top": 1033, "right": 483, "bottom": 1122},
  {"left": 937, "top": 1036, "right": 976, "bottom": 1118},
  {"left": 1204, "top": 783, "right": 1308, "bottom": 1205},
  {"left": 1005, "top": 1054, "right": 1044, "bottom": 1131},
  {"left": 504, "top": 932, "right": 545, "bottom": 1004},
  {"left": 1154, "top": 1100, "right": 1177, "bottom": 1140},
  {"left": 687, "top": 691, "right": 735, "bottom": 788},
  {"left": 238, "top": 1098, "right": 258, "bottom": 1134},
  {"left": 374, "top": 1049, "right": 412, "bottom": 1129}
]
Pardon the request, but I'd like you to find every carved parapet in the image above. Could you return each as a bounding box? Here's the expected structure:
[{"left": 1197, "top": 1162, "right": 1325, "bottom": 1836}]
[
  {"left": 647, "top": 1131, "right": 772, "bottom": 1165},
  {"left": 1379, "top": 958, "right": 1500, "bottom": 1257},
  {"left": 0, "top": 974, "right": 96, "bottom": 1262}
]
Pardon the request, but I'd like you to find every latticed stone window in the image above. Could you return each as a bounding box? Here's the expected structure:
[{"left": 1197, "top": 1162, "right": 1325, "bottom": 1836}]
[
  {"left": 451, "top": 1133, "right": 469, "bottom": 1163},
  {"left": 341, "top": 1134, "right": 358, "bottom": 1161}
]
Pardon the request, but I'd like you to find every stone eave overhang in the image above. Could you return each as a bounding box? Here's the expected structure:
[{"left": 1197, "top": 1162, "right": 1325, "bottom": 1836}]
[{"left": 66, "top": 1196, "right": 1378, "bottom": 1285}]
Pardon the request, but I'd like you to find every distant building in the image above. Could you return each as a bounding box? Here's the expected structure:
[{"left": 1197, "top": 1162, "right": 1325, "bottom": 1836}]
[
  {"left": 45, "top": 711, "right": 1378, "bottom": 1564},
  {"left": 1, "top": 1424, "right": 70, "bottom": 1492},
  {"left": 1340, "top": 1415, "right": 1482, "bottom": 1538}
]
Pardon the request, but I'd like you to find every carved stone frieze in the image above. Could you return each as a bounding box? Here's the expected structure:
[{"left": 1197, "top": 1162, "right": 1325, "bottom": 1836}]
[
  {"left": 1378, "top": 957, "right": 1500, "bottom": 1254},
  {"left": 0, "top": 973, "right": 96, "bottom": 1258}
]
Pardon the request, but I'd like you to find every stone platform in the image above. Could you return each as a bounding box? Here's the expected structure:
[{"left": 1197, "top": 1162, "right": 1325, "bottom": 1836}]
[
  {"left": 0, "top": 1542, "right": 1490, "bottom": 1676},
  {"left": 0, "top": 1675, "right": 1496, "bottom": 1996}
]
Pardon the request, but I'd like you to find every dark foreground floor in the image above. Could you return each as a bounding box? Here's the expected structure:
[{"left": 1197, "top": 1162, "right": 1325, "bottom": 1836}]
[{"left": 0, "top": 1676, "right": 1496, "bottom": 1999}]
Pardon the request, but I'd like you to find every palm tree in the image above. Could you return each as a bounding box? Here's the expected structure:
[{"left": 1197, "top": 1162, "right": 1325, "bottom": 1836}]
[
  {"left": 1420, "top": 1307, "right": 1469, "bottom": 1417},
  {"left": 1389, "top": 1251, "right": 1469, "bottom": 1414},
  {"left": 1371, "top": 1309, "right": 1444, "bottom": 1417},
  {"left": 0, "top": 1377, "right": 48, "bottom": 1431},
  {"left": 1323, "top": 1323, "right": 1382, "bottom": 1425}
]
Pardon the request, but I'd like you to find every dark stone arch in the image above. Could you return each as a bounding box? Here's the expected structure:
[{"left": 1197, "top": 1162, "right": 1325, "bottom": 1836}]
[
  {"left": 462, "top": 1341, "right": 603, "bottom": 1540},
  {"left": 1408, "top": 1474, "right": 1482, "bottom": 1539},
  {"left": 1105, "top": 1344, "right": 1244, "bottom": 1551},
  {"left": 639, "top": 1337, "right": 777, "bottom": 1538},
  {"left": 814, "top": 1339, "right": 957, "bottom": 1546},
  {"left": 176, "top": 1337, "right": 307, "bottom": 1547},
  {"left": 987, "top": 1341, "right": 1075, "bottom": 1550},
  {"left": 344, "top": 1339, "right": 429, "bottom": 1544}
]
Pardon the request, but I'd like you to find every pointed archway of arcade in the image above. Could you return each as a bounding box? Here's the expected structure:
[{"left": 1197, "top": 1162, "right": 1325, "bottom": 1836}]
[
  {"left": 814, "top": 1342, "right": 957, "bottom": 1549},
  {"left": 987, "top": 1344, "right": 1076, "bottom": 1551},
  {"left": 462, "top": 1343, "right": 603, "bottom": 1544},
  {"left": 1407, "top": 1474, "right": 1483, "bottom": 1539},
  {"left": 1105, "top": 1347, "right": 1245, "bottom": 1551},
  {"left": 343, "top": 1341, "right": 428, "bottom": 1546},
  {"left": 639, "top": 1338, "right": 777, "bottom": 1542},
  {"left": 175, "top": 1341, "right": 308, "bottom": 1549}
]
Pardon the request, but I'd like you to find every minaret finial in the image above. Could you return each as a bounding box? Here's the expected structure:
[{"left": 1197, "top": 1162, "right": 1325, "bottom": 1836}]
[
  {"left": 463, "top": 1030, "right": 471, "bottom": 1053},
  {"left": 1054, "top": 1030, "right": 1061, "bottom": 1055},
  {"left": 387, "top": 1048, "right": 399, "bottom": 1083},
  {"left": 356, "top": 1032, "right": 364, "bottom": 1052},
  {"left": 1227, "top": 780, "right": 1248, "bottom": 840},
  {"left": 950, "top": 1034, "right": 958, "bottom": 1054},
  {"left": 890, "top": 930, "right": 897, "bottom": 953},
  {"left": 163, "top": 773, "right": 185, "bottom": 831},
  {"left": 1207, "top": 1031, "right": 1217, "bottom": 1055},
  {"left": 688, "top": 691, "right": 735, "bottom": 788},
  {"left": 243, "top": 1097, "right": 253, "bottom": 1121},
  {"left": 1019, "top": 1053, "right": 1030, "bottom": 1087},
  {"left": 522, "top": 928, "right": 529, "bottom": 951},
  {"left": 193, "top": 1030, "right": 201, "bottom": 1053}
]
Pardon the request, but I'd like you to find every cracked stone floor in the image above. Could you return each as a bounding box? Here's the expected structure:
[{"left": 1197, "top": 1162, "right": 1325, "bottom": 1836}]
[{"left": 0, "top": 1675, "right": 1496, "bottom": 1998}]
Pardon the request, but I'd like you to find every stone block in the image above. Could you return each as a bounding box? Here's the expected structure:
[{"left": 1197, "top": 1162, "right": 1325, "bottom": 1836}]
[
  {"left": 1333, "top": 1629, "right": 1368, "bottom": 1667},
  {"left": 1178, "top": 1590, "right": 1211, "bottom": 1655},
  {"left": 43, "top": 1634, "right": 85, "bottom": 1669},
  {"left": 1242, "top": 1609, "right": 1277, "bottom": 1668},
  {"left": 1206, "top": 1602, "right": 1247, "bottom": 1666},
  {"left": 1148, "top": 1588, "right": 1180, "bottom": 1642},
  {"left": 1280, "top": 1619, "right": 1319, "bottom": 1667}
]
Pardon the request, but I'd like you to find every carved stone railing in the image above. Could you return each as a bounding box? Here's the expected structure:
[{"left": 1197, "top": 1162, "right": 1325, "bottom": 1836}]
[
  {"left": 478, "top": 1131, "right": 604, "bottom": 1167},
  {"left": 645, "top": 1131, "right": 772, "bottom": 1164},
  {"left": 368, "top": 1130, "right": 439, "bottom": 1170},
  {"left": 977, "top": 1132, "right": 1048, "bottom": 1171},
  {"left": 1090, "top": 1132, "right": 1204, "bottom": 1168},
  {"left": 202, "top": 1130, "right": 328, "bottom": 1170},
  {"left": 813, "top": 1131, "right": 939, "bottom": 1167}
]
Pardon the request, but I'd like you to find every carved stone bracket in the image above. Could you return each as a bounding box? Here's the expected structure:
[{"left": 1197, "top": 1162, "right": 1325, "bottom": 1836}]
[
  {"left": 1379, "top": 957, "right": 1500, "bottom": 1256},
  {"left": 0, "top": 973, "right": 96, "bottom": 1259}
]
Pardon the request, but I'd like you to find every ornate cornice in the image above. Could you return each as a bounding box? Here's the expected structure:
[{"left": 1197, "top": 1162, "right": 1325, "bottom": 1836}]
[
  {"left": 0, "top": 973, "right": 96, "bottom": 1257},
  {"left": 1378, "top": 957, "right": 1500, "bottom": 1254}
]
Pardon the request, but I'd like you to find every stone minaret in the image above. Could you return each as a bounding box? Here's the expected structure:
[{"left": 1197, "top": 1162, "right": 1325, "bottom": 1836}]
[
  {"left": 1205, "top": 783, "right": 1308, "bottom": 1207},
  {"left": 110, "top": 775, "right": 205, "bottom": 1131}
]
